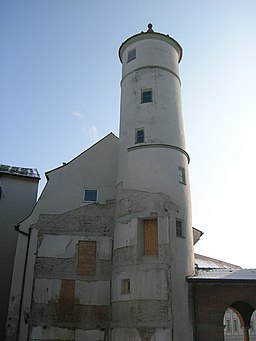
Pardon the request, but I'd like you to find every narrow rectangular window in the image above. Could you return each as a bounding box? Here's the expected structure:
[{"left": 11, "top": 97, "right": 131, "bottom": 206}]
[
  {"left": 77, "top": 241, "right": 96, "bottom": 276},
  {"left": 135, "top": 128, "right": 144, "bottom": 143},
  {"left": 176, "top": 219, "right": 183, "bottom": 237},
  {"left": 225, "top": 319, "right": 231, "bottom": 333},
  {"left": 144, "top": 219, "right": 158, "bottom": 255},
  {"left": 233, "top": 319, "right": 238, "bottom": 332},
  {"left": 59, "top": 279, "right": 75, "bottom": 314},
  {"left": 179, "top": 167, "right": 186, "bottom": 184},
  {"left": 141, "top": 89, "right": 152, "bottom": 103},
  {"left": 127, "top": 48, "right": 136, "bottom": 62},
  {"left": 84, "top": 189, "right": 98, "bottom": 202},
  {"left": 121, "top": 279, "right": 131, "bottom": 294}
]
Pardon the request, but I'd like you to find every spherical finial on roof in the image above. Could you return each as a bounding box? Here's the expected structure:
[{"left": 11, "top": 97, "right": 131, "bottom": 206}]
[{"left": 147, "top": 23, "right": 154, "bottom": 32}]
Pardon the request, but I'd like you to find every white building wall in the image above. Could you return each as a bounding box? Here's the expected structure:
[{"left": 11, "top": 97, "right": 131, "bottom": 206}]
[{"left": 6, "top": 134, "right": 118, "bottom": 341}]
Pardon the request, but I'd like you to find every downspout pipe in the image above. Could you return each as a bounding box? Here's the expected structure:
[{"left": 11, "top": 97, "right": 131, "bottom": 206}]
[{"left": 14, "top": 224, "right": 32, "bottom": 340}]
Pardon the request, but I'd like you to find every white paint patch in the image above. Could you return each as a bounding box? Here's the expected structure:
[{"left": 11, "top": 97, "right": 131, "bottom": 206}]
[
  {"left": 38, "top": 235, "right": 77, "bottom": 258},
  {"left": 33, "top": 279, "right": 61, "bottom": 304},
  {"left": 31, "top": 326, "right": 74, "bottom": 339}
]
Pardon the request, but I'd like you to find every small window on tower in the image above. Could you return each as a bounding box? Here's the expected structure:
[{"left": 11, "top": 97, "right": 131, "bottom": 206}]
[
  {"left": 176, "top": 219, "right": 183, "bottom": 238},
  {"left": 135, "top": 128, "right": 145, "bottom": 143},
  {"left": 141, "top": 89, "right": 153, "bottom": 103},
  {"left": 178, "top": 167, "right": 186, "bottom": 185},
  {"left": 121, "top": 279, "right": 131, "bottom": 294},
  {"left": 127, "top": 48, "right": 136, "bottom": 62},
  {"left": 84, "top": 189, "right": 98, "bottom": 202}
]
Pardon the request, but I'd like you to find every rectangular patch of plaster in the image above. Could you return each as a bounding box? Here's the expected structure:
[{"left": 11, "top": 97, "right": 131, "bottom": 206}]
[
  {"left": 33, "top": 279, "right": 61, "bottom": 304},
  {"left": 31, "top": 326, "right": 74, "bottom": 339},
  {"left": 114, "top": 218, "right": 137, "bottom": 250}
]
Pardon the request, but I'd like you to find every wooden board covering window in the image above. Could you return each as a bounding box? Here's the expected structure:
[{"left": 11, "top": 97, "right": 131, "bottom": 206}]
[
  {"left": 144, "top": 219, "right": 158, "bottom": 255},
  {"left": 59, "top": 279, "right": 75, "bottom": 314},
  {"left": 77, "top": 240, "right": 96, "bottom": 276}
]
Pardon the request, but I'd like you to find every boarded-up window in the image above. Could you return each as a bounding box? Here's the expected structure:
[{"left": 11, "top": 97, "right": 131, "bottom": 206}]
[
  {"left": 59, "top": 279, "right": 75, "bottom": 314},
  {"left": 77, "top": 241, "right": 96, "bottom": 276},
  {"left": 144, "top": 219, "right": 158, "bottom": 255}
]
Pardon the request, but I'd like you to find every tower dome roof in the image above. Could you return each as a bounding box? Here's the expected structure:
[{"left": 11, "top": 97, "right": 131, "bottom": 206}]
[{"left": 119, "top": 24, "right": 183, "bottom": 63}]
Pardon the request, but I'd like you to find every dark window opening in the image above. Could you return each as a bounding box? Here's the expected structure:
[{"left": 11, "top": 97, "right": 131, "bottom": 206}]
[
  {"left": 135, "top": 129, "right": 145, "bottom": 143},
  {"left": 127, "top": 48, "right": 136, "bottom": 62},
  {"left": 84, "top": 189, "right": 98, "bottom": 202},
  {"left": 179, "top": 167, "right": 186, "bottom": 184},
  {"left": 141, "top": 89, "right": 152, "bottom": 103},
  {"left": 176, "top": 219, "right": 183, "bottom": 237},
  {"left": 121, "top": 279, "right": 131, "bottom": 294}
]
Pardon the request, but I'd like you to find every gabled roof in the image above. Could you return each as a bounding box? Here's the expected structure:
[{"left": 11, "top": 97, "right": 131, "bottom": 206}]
[
  {"left": 45, "top": 132, "right": 118, "bottom": 178},
  {"left": 0, "top": 164, "right": 40, "bottom": 179}
]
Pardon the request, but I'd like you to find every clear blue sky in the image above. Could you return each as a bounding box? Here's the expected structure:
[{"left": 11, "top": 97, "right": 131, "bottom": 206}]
[{"left": 1, "top": 0, "right": 256, "bottom": 267}]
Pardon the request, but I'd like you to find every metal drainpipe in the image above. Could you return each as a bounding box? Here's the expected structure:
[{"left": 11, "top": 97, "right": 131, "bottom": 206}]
[{"left": 14, "top": 224, "right": 32, "bottom": 341}]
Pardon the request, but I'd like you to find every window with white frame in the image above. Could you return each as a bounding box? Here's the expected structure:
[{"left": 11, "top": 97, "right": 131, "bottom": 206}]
[{"left": 84, "top": 189, "right": 98, "bottom": 202}]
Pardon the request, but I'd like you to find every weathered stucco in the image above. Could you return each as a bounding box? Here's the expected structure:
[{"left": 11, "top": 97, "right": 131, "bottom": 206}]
[{"left": 6, "top": 27, "right": 195, "bottom": 341}]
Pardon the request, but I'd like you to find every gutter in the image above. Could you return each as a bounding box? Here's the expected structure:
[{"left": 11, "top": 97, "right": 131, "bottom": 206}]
[{"left": 14, "top": 224, "right": 32, "bottom": 340}]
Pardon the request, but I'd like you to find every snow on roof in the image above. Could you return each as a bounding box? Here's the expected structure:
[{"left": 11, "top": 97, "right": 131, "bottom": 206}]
[
  {"left": 0, "top": 164, "right": 40, "bottom": 179},
  {"left": 195, "top": 253, "right": 241, "bottom": 269},
  {"left": 188, "top": 268, "right": 256, "bottom": 282}
]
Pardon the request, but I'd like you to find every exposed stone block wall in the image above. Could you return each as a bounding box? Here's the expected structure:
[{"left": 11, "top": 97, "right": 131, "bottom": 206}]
[{"left": 29, "top": 203, "right": 115, "bottom": 340}]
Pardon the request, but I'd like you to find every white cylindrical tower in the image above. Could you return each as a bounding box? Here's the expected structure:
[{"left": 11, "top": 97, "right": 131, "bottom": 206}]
[{"left": 111, "top": 24, "right": 194, "bottom": 341}]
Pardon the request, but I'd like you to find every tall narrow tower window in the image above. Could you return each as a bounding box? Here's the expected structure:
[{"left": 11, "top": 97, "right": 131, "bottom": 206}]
[
  {"left": 176, "top": 219, "right": 183, "bottom": 237},
  {"left": 135, "top": 128, "right": 144, "bottom": 143},
  {"left": 127, "top": 48, "right": 136, "bottom": 62},
  {"left": 178, "top": 167, "right": 186, "bottom": 184},
  {"left": 141, "top": 89, "right": 153, "bottom": 103}
]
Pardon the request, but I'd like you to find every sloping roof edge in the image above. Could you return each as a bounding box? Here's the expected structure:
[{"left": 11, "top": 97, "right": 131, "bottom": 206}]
[{"left": 45, "top": 132, "right": 118, "bottom": 179}]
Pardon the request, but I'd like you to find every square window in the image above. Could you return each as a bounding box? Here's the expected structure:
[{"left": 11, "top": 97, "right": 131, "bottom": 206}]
[
  {"left": 121, "top": 279, "right": 131, "bottom": 294},
  {"left": 141, "top": 89, "right": 152, "bottom": 103},
  {"left": 179, "top": 167, "right": 186, "bottom": 184},
  {"left": 135, "top": 129, "right": 144, "bottom": 143},
  {"left": 84, "top": 189, "right": 98, "bottom": 202},
  {"left": 127, "top": 48, "right": 136, "bottom": 62},
  {"left": 176, "top": 219, "right": 183, "bottom": 237}
]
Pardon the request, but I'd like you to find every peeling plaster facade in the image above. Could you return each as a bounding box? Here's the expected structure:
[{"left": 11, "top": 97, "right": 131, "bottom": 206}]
[{"left": 6, "top": 26, "right": 195, "bottom": 341}]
